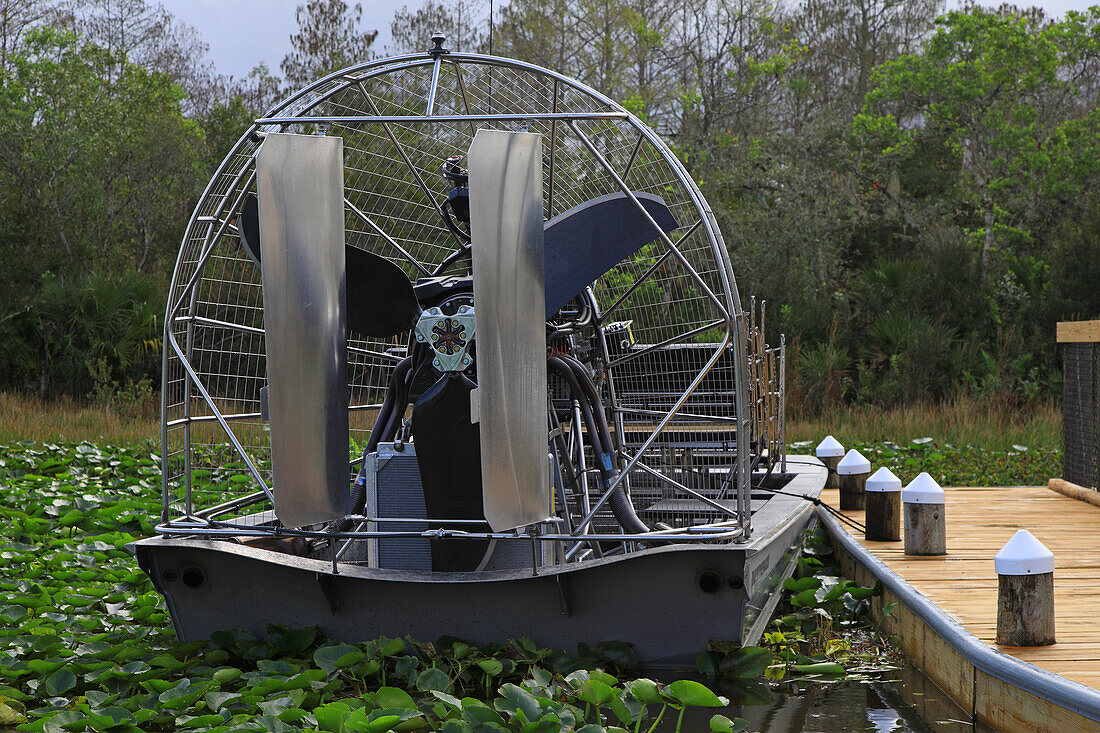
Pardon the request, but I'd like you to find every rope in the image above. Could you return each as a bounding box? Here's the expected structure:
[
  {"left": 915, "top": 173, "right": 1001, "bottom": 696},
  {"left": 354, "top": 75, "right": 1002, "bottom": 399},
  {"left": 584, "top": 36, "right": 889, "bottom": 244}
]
[{"left": 753, "top": 474, "right": 868, "bottom": 535}]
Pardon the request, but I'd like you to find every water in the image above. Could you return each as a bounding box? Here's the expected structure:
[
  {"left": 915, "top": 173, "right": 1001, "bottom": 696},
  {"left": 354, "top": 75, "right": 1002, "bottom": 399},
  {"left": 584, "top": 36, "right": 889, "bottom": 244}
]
[{"left": 659, "top": 663, "right": 995, "bottom": 732}]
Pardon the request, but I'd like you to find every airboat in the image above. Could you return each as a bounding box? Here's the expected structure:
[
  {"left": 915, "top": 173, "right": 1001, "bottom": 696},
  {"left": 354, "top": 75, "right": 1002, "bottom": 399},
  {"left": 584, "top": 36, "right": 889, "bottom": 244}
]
[{"left": 132, "top": 38, "right": 826, "bottom": 666}]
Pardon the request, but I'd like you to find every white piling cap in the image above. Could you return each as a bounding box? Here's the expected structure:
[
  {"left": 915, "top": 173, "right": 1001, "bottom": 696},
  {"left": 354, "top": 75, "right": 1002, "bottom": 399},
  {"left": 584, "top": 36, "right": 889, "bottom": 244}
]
[
  {"left": 865, "top": 466, "right": 902, "bottom": 492},
  {"left": 903, "top": 472, "right": 945, "bottom": 504},
  {"left": 836, "top": 449, "right": 871, "bottom": 475},
  {"left": 994, "top": 530, "right": 1054, "bottom": 575},
  {"left": 816, "top": 435, "right": 845, "bottom": 458}
]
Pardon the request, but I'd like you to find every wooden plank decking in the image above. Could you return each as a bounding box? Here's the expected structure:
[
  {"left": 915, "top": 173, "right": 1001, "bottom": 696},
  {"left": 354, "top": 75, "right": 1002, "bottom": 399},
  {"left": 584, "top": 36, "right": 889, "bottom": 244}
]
[{"left": 822, "top": 483, "right": 1100, "bottom": 690}]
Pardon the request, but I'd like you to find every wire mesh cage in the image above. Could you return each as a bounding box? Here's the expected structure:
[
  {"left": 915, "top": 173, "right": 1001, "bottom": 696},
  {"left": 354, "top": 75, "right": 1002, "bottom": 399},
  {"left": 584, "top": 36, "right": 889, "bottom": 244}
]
[
  {"left": 1063, "top": 340, "right": 1100, "bottom": 490},
  {"left": 160, "top": 48, "right": 785, "bottom": 556}
]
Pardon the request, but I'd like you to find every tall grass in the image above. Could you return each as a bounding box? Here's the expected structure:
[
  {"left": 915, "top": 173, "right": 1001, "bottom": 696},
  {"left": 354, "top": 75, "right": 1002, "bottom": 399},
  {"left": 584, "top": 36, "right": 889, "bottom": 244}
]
[
  {"left": 0, "top": 392, "right": 158, "bottom": 446},
  {"left": 787, "top": 396, "right": 1060, "bottom": 451},
  {"left": 1, "top": 391, "right": 1061, "bottom": 453}
]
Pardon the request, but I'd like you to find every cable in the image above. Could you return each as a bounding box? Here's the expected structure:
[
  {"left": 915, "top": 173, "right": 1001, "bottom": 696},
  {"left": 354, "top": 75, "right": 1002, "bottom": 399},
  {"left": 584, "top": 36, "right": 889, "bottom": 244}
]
[{"left": 752, "top": 484, "right": 868, "bottom": 534}]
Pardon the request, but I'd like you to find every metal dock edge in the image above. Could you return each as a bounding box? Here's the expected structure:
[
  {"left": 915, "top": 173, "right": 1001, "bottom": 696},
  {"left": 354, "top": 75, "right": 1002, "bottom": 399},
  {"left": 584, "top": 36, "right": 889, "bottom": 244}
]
[{"left": 818, "top": 505, "right": 1100, "bottom": 733}]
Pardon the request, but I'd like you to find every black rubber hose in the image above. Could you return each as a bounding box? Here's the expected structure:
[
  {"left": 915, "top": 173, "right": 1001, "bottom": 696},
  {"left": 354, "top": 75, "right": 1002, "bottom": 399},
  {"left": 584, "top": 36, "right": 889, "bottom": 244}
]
[
  {"left": 432, "top": 244, "right": 471, "bottom": 276},
  {"left": 548, "top": 357, "right": 649, "bottom": 535},
  {"left": 560, "top": 355, "right": 616, "bottom": 457},
  {"left": 562, "top": 357, "right": 649, "bottom": 536}
]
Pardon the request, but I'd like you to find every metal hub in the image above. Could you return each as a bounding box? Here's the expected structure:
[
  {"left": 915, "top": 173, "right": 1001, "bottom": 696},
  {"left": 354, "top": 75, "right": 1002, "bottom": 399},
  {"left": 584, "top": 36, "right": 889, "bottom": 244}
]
[{"left": 415, "top": 305, "right": 475, "bottom": 372}]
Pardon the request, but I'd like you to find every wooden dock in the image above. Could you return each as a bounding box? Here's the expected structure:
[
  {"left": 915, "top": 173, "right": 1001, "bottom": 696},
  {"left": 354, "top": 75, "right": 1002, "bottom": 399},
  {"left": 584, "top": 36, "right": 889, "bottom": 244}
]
[{"left": 819, "top": 481, "right": 1100, "bottom": 733}]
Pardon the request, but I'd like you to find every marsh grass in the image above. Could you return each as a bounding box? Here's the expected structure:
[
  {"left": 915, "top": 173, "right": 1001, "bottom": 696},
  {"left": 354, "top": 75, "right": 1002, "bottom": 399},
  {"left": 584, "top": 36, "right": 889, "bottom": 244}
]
[
  {"left": 0, "top": 391, "right": 158, "bottom": 446},
  {"left": 0, "top": 391, "right": 1060, "bottom": 453},
  {"left": 788, "top": 397, "right": 1060, "bottom": 452}
]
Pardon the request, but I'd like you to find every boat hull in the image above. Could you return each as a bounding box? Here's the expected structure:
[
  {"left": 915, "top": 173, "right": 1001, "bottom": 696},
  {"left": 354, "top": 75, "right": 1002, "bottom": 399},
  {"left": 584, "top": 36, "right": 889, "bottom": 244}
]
[{"left": 133, "top": 458, "right": 826, "bottom": 666}]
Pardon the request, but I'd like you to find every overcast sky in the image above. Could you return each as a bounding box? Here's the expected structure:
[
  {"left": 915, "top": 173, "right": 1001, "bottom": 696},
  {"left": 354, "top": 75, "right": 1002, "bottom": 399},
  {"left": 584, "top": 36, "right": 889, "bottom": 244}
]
[{"left": 161, "top": 0, "right": 1095, "bottom": 81}]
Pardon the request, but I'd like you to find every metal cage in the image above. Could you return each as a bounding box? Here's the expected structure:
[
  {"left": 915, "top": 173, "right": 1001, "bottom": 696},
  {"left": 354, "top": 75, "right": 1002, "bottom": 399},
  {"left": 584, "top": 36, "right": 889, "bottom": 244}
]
[{"left": 159, "top": 49, "right": 783, "bottom": 560}]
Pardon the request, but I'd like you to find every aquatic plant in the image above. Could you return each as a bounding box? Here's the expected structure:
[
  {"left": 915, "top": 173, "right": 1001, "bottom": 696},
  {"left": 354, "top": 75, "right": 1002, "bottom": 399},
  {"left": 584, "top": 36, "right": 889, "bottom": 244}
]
[{"left": 0, "top": 442, "right": 746, "bottom": 733}]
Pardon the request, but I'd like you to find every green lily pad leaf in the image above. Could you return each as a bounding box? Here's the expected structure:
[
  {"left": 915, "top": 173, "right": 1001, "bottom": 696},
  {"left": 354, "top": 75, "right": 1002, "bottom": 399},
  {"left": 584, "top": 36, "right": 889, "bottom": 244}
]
[
  {"left": 273, "top": 626, "right": 317, "bottom": 654},
  {"left": 212, "top": 667, "right": 243, "bottom": 685},
  {"left": 461, "top": 703, "right": 505, "bottom": 727},
  {"left": 710, "top": 714, "right": 749, "bottom": 732},
  {"left": 500, "top": 683, "right": 541, "bottom": 723},
  {"left": 790, "top": 662, "right": 846, "bottom": 675},
  {"left": 0, "top": 605, "right": 28, "bottom": 623},
  {"left": 0, "top": 698, "right": 27, "bottom": 725},
  {"left": 627, "top": 678, "right": 662, "bottom": 704},
  {"left": 278, "top": 707, "right": 309, "bottom": 724},
  {"left": 258, "top": 695, "right": 294, "bottom": 717},
  {"left": 588, "top": 670, "right": 618, "bottom": 687},
  {"left": 846, "top": 585, "right": 876, "bottom": 600},
  {"left": 430, "top": 690, "right": 462, "bottom": 710},
  {"left": 415, "top": 668, "right": 449, "bottom": 692},
  {"left": 475, "top": 659, "right": 503, "bottom": 676},
  {"left": 204, "top": 691, "right": 240, "bottom": 711},
  {"left": 313, "top": 644, "right": 364, "bottom": 673},
  {"left": 577, "top": 679, "right": 615, "bottom": 706},
  {"left": 374, "top": 687, "right": 416, "bottom": 710},
  {"left": 665, "top": 679, "right": 727, "bottom": 707},
  {"left": 607, "top": 693, "right": 633, "bottom": 726},
  {"left": 313, "top": 701, "right": 351, "bottom": 732},
  {"left": 177, "top": 713, "right": 224, "bottom": 729},
  {"left": 783, "top": 577, "right": 822, "bottom": 592},
  {"left": 363, "top": 713, "right": 403, "bottom": 733},
  {"left": 790, "top": 588, "right": 820, "bottom": 607},
  {"left": 43, "top": 669, "right": 77, "bottom": 696},
  {"left": 717, "top": 647, "right": 773, "bottom": 679}
]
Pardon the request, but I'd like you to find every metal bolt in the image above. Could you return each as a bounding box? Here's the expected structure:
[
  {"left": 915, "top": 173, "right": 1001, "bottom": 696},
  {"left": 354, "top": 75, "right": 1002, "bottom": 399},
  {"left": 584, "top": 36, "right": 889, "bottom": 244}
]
[
  {"left": 433, "top": 359, "right": 441, "bottom": 369},
  {"left": 416, "top": 333, "right": 425, "bottom": 341}
]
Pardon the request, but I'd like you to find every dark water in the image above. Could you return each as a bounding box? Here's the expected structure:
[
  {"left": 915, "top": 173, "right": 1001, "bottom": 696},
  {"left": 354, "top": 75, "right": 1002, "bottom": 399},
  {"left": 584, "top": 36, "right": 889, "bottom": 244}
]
[{"left": 658, "top": 663, "right": 995, "bottom": 732}]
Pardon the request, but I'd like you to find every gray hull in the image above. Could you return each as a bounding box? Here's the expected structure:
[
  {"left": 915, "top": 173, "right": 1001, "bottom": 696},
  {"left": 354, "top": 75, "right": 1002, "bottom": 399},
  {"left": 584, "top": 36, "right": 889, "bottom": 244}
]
[{"left": 134, "top": 458, "right": 825, "bottom": 666}]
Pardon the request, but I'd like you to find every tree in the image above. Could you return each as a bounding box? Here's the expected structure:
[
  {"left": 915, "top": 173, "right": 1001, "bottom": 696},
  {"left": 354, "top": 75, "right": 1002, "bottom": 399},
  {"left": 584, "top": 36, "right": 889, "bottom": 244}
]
[
  {"left": 390, "top": 0, "right": 488, "bottom": 54},
  {"left": 0, "top": 0, "right": 51, "bottom": 73},
  {"left": 60, "top": 0, "right": 218, "bottom": 115},
  {"left": 0, "top": 28, "right": 204, "bottom": 289},
  {"left": 859, "top": 6, "right": 1100, "bottom": 286},
  {"left": 281, "top": 0, "right": 378, "bottom": 89},
  {"left": 791, "top": 0, "right": 940, "bottom": 121}
]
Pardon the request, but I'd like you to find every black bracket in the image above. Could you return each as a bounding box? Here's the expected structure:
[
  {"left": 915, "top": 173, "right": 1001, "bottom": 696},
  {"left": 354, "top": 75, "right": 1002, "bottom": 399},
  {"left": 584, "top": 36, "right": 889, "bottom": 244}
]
[
  {"left": 429, "top": 35, "right": 450, "bottom": 56},
  {"left": 316, "top": 572, "right": 341, "bottom": 614}
]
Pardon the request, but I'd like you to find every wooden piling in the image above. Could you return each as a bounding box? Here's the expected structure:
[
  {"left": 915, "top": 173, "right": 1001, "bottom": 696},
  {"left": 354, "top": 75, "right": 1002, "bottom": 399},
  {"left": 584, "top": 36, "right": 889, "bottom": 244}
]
[
  {"left": 903, "top": 472, "right": 946, "bottom": 556},
  {"left": 997, "top": 573, "right": 1056, "bottom": 646},
  {"left": 816, "top": 435, "right": 844, "bottom": 490},
  {"left": 995, "top": 530, "right": 1056, "bottom": 647},
  {"left": 837, "top": 449, "right": 870, "bottom": 511},
  {"left": 865, "top": 467, "right": 902, "bottom": 541}
]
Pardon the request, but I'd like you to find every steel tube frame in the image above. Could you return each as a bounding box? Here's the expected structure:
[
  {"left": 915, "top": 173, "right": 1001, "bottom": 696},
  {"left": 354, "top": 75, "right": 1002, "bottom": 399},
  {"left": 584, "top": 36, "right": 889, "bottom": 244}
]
[
  {"left": 256, "top": 113, "right": 629, "bottom": 125},
  {"left": 154, "top": 521, "right": 743, "bottom": 544},
  {"left": 163, "top": 48, "right": 755, "bottom": 545}
]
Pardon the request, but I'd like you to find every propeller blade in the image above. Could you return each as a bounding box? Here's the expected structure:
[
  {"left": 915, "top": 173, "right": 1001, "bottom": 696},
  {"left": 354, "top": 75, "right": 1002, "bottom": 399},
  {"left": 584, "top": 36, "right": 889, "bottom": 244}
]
[
  {"left": 256, "top": 133, "right": 349, "bottom": 529},
  {"left": 468, "top": 129, "right": 551, "bottom": 532},
  {"left": 543, "top": 192, "right": 678, "bottom": 315},
  {"left": 239, "top": 194, "right": 262, "bottom": 266},
  {"left": 345, "top": 246, "right": 422, "bottom": 337},
  {"left": 241, "top": 195, "right": 422, "bottom": 338},
  {"left": 412, "top": 371, "right": 490, "bottom": 572}
]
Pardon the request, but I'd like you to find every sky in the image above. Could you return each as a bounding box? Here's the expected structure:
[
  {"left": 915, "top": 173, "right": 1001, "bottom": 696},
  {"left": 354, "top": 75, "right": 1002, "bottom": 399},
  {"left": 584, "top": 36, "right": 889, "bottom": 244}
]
[{"left": 161, "top": 0, "right": 1095, "bottom": 81}]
